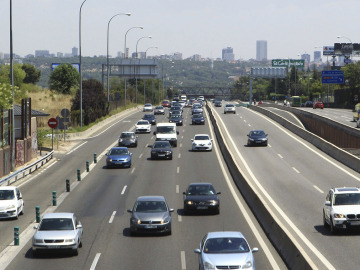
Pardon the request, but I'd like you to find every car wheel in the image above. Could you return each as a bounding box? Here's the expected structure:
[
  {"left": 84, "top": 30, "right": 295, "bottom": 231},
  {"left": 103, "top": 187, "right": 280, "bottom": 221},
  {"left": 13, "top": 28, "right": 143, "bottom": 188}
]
[
  {"left": 135, "top": 142, "right": 138, "bottom": 147},
  {"left": 323, "top": 211, "right": 329, "bottom": 228},
  {"left": 20, "top": 205, "right": 24, "bottom": 215},
  {"left": 215, "top": 208, "right": 220, "bottom": 215},
  {"left": 151, "top": 155, "right": 155, "bottom": 160},
  {"left": 170, "top": 155, "right": 173, "bottom": 160},
  {"left": 330, "top": 218, "right": 338, "bottom": 234},
  {"left": 32, "top": 249, "right": 38, "bottom": 257},
  {"left": 79, "top": 240, "right": 83, "bottom": 248},
  {"left": 224, "top": 112, "right": 226, "bottom": 114},
  {"left": 72, "top": 248, "right": 79, "bottom": 256}
]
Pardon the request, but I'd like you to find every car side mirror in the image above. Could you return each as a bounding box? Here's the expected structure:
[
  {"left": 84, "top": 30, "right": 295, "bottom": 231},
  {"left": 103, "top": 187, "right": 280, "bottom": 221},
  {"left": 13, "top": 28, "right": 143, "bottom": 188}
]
[
  {"left": 266, "top": 134, "right": 268, "bottom": 136},
  {"left": 127, "top": 209, "right": 133, "bottom": 213},
  {"left": 194, "top": 249, "right": 201, "bottom": 254},
  {"left": 136, "top": 136, "right": 138, "bottom": 138},
  {"left": 191, "top": 139, "right": 194, "bottom": 142},
  {"left": 183, "top": 192, "right": 186, "bottom": 195},
  {"left": 148, "top": 144, "right": 153, "bottom": 148},
  {"left": 33, "top": 225, "right": 38, "bottom": 229},
  {"left": 153, "top": 131, "right": 156, "bottom": 135},
  {"left": 177, "top": 131, "right": 179, "bottom": 135},
  {"left": 19, "top": 195, "right": 22, "bottom": 200},
  {"left": 169, "top": 209, "right": 174, "bottom": 213},
  {"left": 217, "top": 192, "right": 221, "bottom": 195},
  {"left": 247, "top": 134, "right": 249, "bottom": 137},
  {"left": 252, "top": 247, "right": 259, "bottom": 253},
  {"left": 76, "top": 224, "right": 83, "bottom": 229},
  {"left": 105, "top": 153, "right": 109, "bottom": 156},
  {"left": 325, "top": 201, "right": 331, "bottom": 206},
  {"left": 130, "top": 153, "right": 133, "bottom": 156}
]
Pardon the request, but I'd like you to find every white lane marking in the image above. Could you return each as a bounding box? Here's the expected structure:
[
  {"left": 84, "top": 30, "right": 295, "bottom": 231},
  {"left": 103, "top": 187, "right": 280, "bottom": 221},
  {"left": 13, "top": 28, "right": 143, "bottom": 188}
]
[
  {"left": 176, "top": 185, "right": 179, "bottom": 194},
  {"left": 292, "top": 167, "right": 300, "bottom": 174},
  {"left": 183, "top": 129, "right": 186, "bottom": 133},
  {"left": 131, "top": 168, "right": 135, "bottom": 174},
  {"left": 213, "top": 107, "right": 334, "bottom": 269},
  {"left": 248, "top": 124, "right": 251, "bottom": 127},
  {"left": 90, "top": 253, "right": 101, "bottom": 270},
  {"left": 180, "top": 251, "right": 186, "bottom": 270},
  {"left": 151, "top": 136, "right": 154, "bottom": 140},
  {"left": 177, "top": 167, "right": 180, "bottom": 174},
  {"left": 66, "top": 141, "right": 88, "bottom": 155},
  {"left": 268, "top": 144, "right": 272, "bottom": 148},
  {"left": 277, "top": 154, "right": 283, "bottom": 159},
  {"left": 181, "top": 136, "right": 184, "bottom": 139},
  {"left": 178, "top": 153, "right": 181, "bottom": 159},
  {"left": 121, "top": 185, "right": 127, "bottom": 195},
  {"left": 314, "top": 185, "right": 324, "bottom": 194},
  {"left": 180, "top": 143, "right": 182, "bottom": 148},
  {"left": 139, "top": 153, "right": 143, "bottom": 159},
  {"left": 178, "top": 215, "right": 182, "bottom": 222},
  {"left": 109, "top": 211, "right": 116, "bottom": 223},
  {"left": 244, "top": 120, "right": 247, "bottom": 123}
]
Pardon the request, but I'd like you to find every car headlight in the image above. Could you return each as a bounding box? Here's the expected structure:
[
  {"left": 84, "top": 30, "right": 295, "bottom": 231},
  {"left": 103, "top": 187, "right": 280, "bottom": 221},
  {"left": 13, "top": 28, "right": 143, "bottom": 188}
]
[
  {"left": 186, "top": 201, "right": 193, "bottom": 205},
  {"left": 6, "top": 204, "right": 16, "bottom": 210},
  {"left": 64, "top": 239, "right": 75, "bottom": 243},
  {"left": 108, "top": 158, "right": 113, "bottom": 162},
  {"left": 131, "top": 218, "right": 141, "bottom": 224},
  {"left": 334, "top": 213, "right": 345, "bottom": 218},
  {"left": 208, "top": 142, "right": 212, "bottom": 145},
  {"left": 249, "top": 138, "right": 254, "bottom": 141},
  {"left": 242, "top": 260, "right": 253, "bottom": 269},
  {"left": 119, "top": 139, "right": 123, "bottom": 142},
  {"left": 209, "top": 200, "right": 218, "bottom": 205},
  {"left": 123, "top": 158, "right": 129, "bottom": 162},
  {"left": 201, "top": 119, "right": 204, "bottom": 122},
  {"left": 169, "top": 120, "right": 173, "bottom": 122},
  {"left": 161, "top": 217, "right": 170, "bottom": 224},
  {"left": 204, "top": 261, "right": 215, "bottom": 270},
  {"left": 34, "top": 239, "right": 43, "bottom": 244},
  {"left": 151, "top": 151, "right": 156, "bottom": 154}
]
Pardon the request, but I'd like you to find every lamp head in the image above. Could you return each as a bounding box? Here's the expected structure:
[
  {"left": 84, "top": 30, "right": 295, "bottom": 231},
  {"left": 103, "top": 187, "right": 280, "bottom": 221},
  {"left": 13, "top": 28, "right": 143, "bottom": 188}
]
[{"left": 125, "top": 13, "right": 131, "bottom": 16}]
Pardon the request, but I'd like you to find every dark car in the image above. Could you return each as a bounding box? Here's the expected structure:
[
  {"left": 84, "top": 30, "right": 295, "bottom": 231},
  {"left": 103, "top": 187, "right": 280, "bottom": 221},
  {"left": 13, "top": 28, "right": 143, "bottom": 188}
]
[
  {"left": 169, "top": 110, "right": 182, "bottom": 117},
  {"left": 304, "top": 101, "right": 313, "bottom": 107},
  {"left": 118, "top": 132, "right": 138, "bottom": 147},
  {"left": 169, "top": 114, "right": 183, "bottom": 126},
  {"left": 183, "top": 183, "right": 220, "bottom": 214},
  {"left": 214, "top": 100, "right": 222, "bottom": 107},
  {"left": 247, "top": 130, "right": 268, "bottom": 146},
  {"left": 142, "top": 114, "right": 156, "bottom": 125},
  {"left": 151, "top": 141, "right": 173, "bottom": 160},
  {"left": 106, "top": 147, "right": 132, "bottom": 168},
  {"left": 192, "top": 114, "right": 205, "bottom": 125},
  {"left": 192, "top": 105, "right": 203, "bottom": 115}
]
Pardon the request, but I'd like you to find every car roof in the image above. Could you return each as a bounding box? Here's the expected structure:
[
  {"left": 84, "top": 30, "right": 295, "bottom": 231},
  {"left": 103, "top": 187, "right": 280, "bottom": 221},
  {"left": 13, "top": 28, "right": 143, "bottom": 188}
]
[
  {"left": 110, "top": 147, "right": 129, "bottom": 150},
  {"left": 144, "top": 103, "right": 152, "bottom": 106},
  {"left": 206, "top": 231, "right": 245, "bottom": 239},
  {"left": 157, "top": 123, "right": 176, "bottom": 127},
  {"left": 0, "top": 186, "right": 17, "bottom": 191},
  {"left": 333, "top": 187, "right": 360, "bottom": 193},
  {"left": 194, "top": 134, "right": 210, "bottom": 137},
  {"left": 137, "top": 120, "right": 150, "bottom": 124},
  {"left": 136, "top": 196, "right": 166, "bottom": 201},
  {"left": 121, "top": 131, "right": 135, "bottom": 134},
  {"left": 189, "top": 183, "right": 214, "bottom": 187},
  {"left": 42, "top": 212, "right": 74, "bottom": 219}
]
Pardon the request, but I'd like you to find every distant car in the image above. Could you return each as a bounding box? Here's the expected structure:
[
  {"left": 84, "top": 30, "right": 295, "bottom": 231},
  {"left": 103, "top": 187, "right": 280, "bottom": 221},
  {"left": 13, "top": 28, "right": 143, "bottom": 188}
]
[
  {"left": 154, "top": 106, "right": 165, "bottom": 115},
  {"left": 169, "top": 110, "right": 182, "bottom": 117},
  {"left": 135, "top": 120, "right": 151, "bottom": 133},
  {"left": 142, "top": 114, "right": 156, "bottom": 125},
  {"left": 106, "top": 147, "right": 132, "bottom": 168},
  {"left": 32, "top": 212, "right": 83, "bottom": 256},
  {"left": 247, "top": 130, "right": 268, "bottom": 146},
  {"left": 169, "top": 114, "right": 183, "bottom": 126},
  {"left": 118, "top": 131, "right": 138, "bottom": 147},
  {"left": 214, "top": 100, "right": 222, "bottom": 107},
  {"left": 151, "top": 141, "right": 173, "bottom": 160},
  {"left": 323, "top": 187, "right": 360, "bottom": 233},
  {"left": 192, "top": 114, "right": 205, "bottom": 125},
  {"left": 127, "top": 196, "right": 174, "bottom": 235},
  {"left": 161, "top": 100, "right": 170, "bottom": 108},
  {"left": 194, "top": 231, "right": 259, "bottom": 270},
  {"left": 357, "top": 118, "right": 360, "bottom": 128},
  {"left": 304, "top": 101, "right": 313, "bottom": 107},
  {"left": 192, "top": 104, "right": 203, "bottom": 115},
  {"left": 191, "top": 134, "right": 213, "bottom": 151},
  {"left": 224, "top": 103, "right": 236, "bottom": 114},
  {"left": 169, "top": 106, "right": 182, "bottom": 116},
  {"left": 313, "top": 101, "right": 324, "bottom": 109},
  {"left": 0, "top": 186, "right": 24, "bottom": 219},
  {"left": 143, "top": 103, "right": 153, "bottom": 112},
  {"left": 183, "top": 183, "right": 220, "bottom": 214}
]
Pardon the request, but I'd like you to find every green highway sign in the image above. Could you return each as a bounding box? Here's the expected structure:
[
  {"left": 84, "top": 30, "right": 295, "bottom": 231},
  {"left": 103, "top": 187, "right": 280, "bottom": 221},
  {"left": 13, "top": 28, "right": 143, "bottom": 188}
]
[{"left": 272, "top": 59, "right": 305, "bottom": 68}]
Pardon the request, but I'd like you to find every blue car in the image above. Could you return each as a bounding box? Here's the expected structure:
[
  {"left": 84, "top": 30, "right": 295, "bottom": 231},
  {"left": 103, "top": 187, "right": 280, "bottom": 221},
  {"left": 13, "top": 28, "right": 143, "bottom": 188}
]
[{"left": 106, "top": 147, "right": 133, "bottom": 168}]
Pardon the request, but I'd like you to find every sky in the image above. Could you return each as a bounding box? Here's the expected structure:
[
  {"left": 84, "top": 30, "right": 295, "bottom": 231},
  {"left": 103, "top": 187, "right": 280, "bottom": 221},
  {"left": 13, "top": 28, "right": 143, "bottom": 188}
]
[{"left": 0, "top": 0, "right": 359, "bottom": 60}]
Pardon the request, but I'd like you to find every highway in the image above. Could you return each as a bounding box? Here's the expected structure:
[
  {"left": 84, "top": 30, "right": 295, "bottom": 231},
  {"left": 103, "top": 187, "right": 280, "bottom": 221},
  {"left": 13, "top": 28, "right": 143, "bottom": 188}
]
[
  {"left": 2, "top": 106, "right": 286, "bottom": 270},
  {"left": 210, "top": 102, "right": 360, "bottom": 270}
]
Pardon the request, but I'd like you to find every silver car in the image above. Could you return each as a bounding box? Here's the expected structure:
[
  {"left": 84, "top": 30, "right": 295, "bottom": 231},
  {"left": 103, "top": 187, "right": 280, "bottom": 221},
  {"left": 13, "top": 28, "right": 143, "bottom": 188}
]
[
  {"left": 32, "top": 212, "right": 83, "bottom": 256},
  {"left": 194, "top": 231, "right": 259, "bottom": 270},
  {"left": 127, "top": 196, "right": 174, "bottom": 235},
  {"left": 154, "top": 106, "right": 165, "bottom": 115},
  {"left": 224, "top": 103, "right": 236, "bottom": 114}
]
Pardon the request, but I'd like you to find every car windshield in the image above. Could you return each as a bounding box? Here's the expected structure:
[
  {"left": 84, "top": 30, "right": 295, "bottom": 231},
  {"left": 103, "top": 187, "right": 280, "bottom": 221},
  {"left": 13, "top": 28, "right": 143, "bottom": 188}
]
[
  {"left": 333, "top": 193, "right": 360, "bottom": 205},
  {"left": 194, "top": 135, "right": 210, "bottom": 140},
  {"left": 157, "top": 126, "right": 175, "bottom": 134},
  {"left": 109, "top": 149, "right": 129, "bottom": 155},
  {"left": 171, "top": 107, "right": 181, "bottom": 111},
  {"left": 193, "top": 105, "right": 201, "bottom": 109},
  {"left": 250, "top": 131, "right": 265, "bottom": 137},
  {"left": 134, "top": 201, "right": 167, "bottom": 212},
  {"left": 143, "top": 115, "right": 153, "bottom": 119},
  {"left": 193, "top": 115, "right": 203, "bottom": 119},
  {"left": 204, "top": 237, "right": 250, "bottom": 254},
  {"left": 226, "top": 104, "right": 234, "bottom": 107},
  {"left": 156, "top": 106, "right": 163, "bottom": 109},
  {"left": 39, "top": 218, "right": 74, "bottom": 231},
  {"left": 144, "top": 104, "right": 152, "bottom": 107},
  {"left": 153, "top": 142, "right": 171, "bottom": 148},
  {"left": 0, "top": 190, "right": 15, "bottom": 200},
  {"left": 121, "top": 133, "right": 134, "bottom": 138},
  {"left": 187, "top": 185, "right": 215, "bottom": 195},
  {"left": 137, "top": 121, "right": 149, "bottom": 125},
  {"left": 172, "top": 111, "right": 181, "bottom": 115}
]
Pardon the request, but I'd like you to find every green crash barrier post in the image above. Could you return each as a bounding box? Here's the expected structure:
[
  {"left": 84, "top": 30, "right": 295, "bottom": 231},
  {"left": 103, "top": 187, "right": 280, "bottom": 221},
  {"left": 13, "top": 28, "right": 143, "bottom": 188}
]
[
  {"left": 14, "top": 226, "right": 19, "bottom": 246},
  {"left": 66, "top": 179, "right": 70, "bottom": 192},
  {"left": 52, "top": 191, "right": 57, "bottom": 206},
  {"left": 86, "top": 160, "right": 90, "bottom": 172},
  {"left": 36, "top": 206, "right": 40, "bottom": 223},
  {"left": 94, "top": 153, "right": 97, "bottom": 163},
  {"left": 77, "top": 169, "right": 81, "bottom": 181}
]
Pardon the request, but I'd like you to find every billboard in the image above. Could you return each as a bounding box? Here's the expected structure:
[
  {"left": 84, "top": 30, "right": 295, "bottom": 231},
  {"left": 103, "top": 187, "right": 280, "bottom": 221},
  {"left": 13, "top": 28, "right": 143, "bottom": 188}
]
[
  {"left": 272, "top": 59, "right": 305, "bottom": 68},
  {"left": 251, "top": 67, "right": 287, "bottom": 78},
  {"left": 323, "top": 46, "right": 334, "bottom": 56},
  {"left": 51, "top": 63, "right": 80, "bottom": 72},
  {"left": 334, "top": 43, "right": 353, "bottom": 55}
]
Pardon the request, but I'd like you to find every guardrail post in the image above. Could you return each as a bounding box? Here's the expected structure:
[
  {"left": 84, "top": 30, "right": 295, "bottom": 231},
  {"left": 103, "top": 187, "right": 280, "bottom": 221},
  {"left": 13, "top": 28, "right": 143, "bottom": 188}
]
[
  {"left": 36, "top": 206, "right": 40, "bottom": 223},
  {"left": 94, "top": 153, "right": 97, "bottom": 164},
  {"left": 86, "top": 161, "right": 90, "bottom": 172},
  {"left": 52, "top": 191, "right": 57, "bottom": 206},
  {"left": 77, "top": 169, "right": 81, "bottom": 181},
  {"left": 66, "top": 179, "right": 70, "bottom": 192},
  {"left": 14, "top": 226, "right": 19, "bottom": 246}
]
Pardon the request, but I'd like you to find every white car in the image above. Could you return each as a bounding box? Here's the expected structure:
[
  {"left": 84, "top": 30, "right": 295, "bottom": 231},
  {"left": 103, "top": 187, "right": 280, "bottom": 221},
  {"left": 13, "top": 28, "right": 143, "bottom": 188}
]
[
  {"left": 224, "top": 103, "right": 236, "bottom": 114},
  {"left": 143, "top": 103, "right": 153, "bottom": 112},
  {"left": 135, "top": 120, "right": 151, "bottom": 133},
  {"left": 323, "top": 187, "right": 360, "bottom": 233},
  {"left": 191, "top": 134, "right": 213, "bottom": 151},
  {"left": 356, "top": 118, "right": 360, "bottom": 128},
  {"left": 32, "top": 212, "right": 83, "bottom": 256},
  {"left": 0, "top": 186, "right": 24, "bottom": 219}
]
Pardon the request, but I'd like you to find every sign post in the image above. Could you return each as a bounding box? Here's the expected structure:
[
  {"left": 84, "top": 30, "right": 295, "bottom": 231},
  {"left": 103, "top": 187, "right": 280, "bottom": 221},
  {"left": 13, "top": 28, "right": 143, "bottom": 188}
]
[{"left": 47, "top": 118, "right": 58, "bottom": 150}]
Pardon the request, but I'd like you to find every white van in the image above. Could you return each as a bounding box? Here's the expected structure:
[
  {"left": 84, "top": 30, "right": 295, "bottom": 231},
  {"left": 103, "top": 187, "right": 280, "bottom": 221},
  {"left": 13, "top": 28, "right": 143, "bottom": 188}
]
[
  {"left": 181, "top": 95, "right": 187, "bottom": 101},
  {"left": 153, "top": 123, "right": 179, "bottom": 147}
]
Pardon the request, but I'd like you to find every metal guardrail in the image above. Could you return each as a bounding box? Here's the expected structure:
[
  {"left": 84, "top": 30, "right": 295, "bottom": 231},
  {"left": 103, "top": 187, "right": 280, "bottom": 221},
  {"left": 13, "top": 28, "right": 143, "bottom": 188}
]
[{"left": 0, "top": 151, "right": 54, "bottom": 186}]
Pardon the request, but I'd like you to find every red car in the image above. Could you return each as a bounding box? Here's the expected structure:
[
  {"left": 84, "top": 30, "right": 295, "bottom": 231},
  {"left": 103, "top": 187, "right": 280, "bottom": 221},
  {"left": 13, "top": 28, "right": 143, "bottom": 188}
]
[
  {"left": 161, "top": 100, "right": 170, "bottom": 108},
  {"left": 313, "top": 101, "right": 324, "bottom": 109}
]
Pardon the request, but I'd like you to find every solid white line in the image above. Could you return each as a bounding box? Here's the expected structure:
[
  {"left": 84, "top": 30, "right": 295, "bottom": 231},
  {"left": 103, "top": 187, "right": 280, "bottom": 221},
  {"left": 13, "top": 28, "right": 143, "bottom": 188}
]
[
  {"left": 177, "top": 167, "right": 180, "bottom": 174},
  {"left": 292, "top": 167, "right": 300, "bottom": 174},
  {"left": 176, "top": 185, "right": 179, "bottom": 194},
  {"left": 180, "top": 143, "right": 182, "bottom": 148},
  {"left": 66, "top": 141, "right": 88, "bottom": 155},
  {"left": 313, "top": 185, "right": 324, "bottom": 194},
  {"left": 277, "top": 154, "right": 283, "bottom": 159},
  {"left": 178, "top": 153, "right": 181, "bottom": 159},
  {"left": 90, "top": 253, "right": 101, "bottom": 270},
  {"left": 131, "top": 168, "right": 135, "bottom": 174},
  {"left": 180, "top": 251, "right": 186, "bottom": 270},
  {"left": 121, "top": 185, "right": 127, "bottom": 195},
  {"left": 151, "top": 136, "right": 154, "bottom": 140},
  {"left": 109, "top": 211, "right": 116, "bottom": 223},
  {"left": 178, "top": 215, "right": 182, "bottom": 222},
  {"left": 139, "top": 153, "right": 143, "bottom": 159}
]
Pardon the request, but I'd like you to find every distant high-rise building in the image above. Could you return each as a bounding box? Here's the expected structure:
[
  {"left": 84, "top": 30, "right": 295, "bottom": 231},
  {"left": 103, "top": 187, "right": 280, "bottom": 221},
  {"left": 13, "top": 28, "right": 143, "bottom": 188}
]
[
  {"left": 301, "top": 53, "right": 310, "bottom": 64},
  {"left": 173, "top": 52, "right": 183, "bottom": 61},
  {"left": 256, "top": 40, "right": 267, "bottom": 61},
  {"left": 72, "top": 47, "right": 78, "bottom": 57},
  {"left": 57, "top": 52, "right": 64, "bottom": 58},
  {"left": 35, "top": 50, "right": 50, "bottom": 57},
  {"left": 0, "top": 52, "right": 3, "bottom": 59},
  {"left": 192, "top": 54, "right": 201, "bottom": 61},
  {"left": 222, "top": 47, "right": 234, "bottom": 61},
  {"left": 117, "top": 51, "right": 124, "bottom": 58},
  {"left": 314, "top": 51, "right": 321, "bottom": 62}
]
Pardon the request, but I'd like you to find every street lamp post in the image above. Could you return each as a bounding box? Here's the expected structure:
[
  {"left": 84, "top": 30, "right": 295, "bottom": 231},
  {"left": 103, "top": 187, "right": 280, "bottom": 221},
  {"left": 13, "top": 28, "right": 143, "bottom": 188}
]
[
  {"left": 106, "top": 13, "right": 131, "bottom": 102},
  {"left": 10, "top": 0, "right": 15, "bottom": 171},
  {"left": 135, "top": 36, "right": 152, "bottom": 104},
  {"left": 145, "top": 46, "right": 158, "bottom": 59},
  {"left": 307, "top": 78, "right": 313, "bottom": 97},
  {"left": 145, "top": 47, "right": 158, "bottom": 104},
  {"left": 79, "top": 0, "right": 88, "bottom": 128}
]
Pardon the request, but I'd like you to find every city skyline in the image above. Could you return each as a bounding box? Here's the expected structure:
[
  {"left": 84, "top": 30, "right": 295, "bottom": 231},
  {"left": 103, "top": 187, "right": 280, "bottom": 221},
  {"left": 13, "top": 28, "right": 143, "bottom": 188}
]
[{"left": 1, "top": 0, "right": 359, "bottom": 60}]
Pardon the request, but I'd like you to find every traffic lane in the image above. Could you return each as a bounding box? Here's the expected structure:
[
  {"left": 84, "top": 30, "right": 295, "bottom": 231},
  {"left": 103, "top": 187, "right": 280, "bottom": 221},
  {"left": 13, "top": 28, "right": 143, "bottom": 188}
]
[
  {"left": 265, "top": 107, "right": 305, "bottom": 128},
  {"left": 213, "top": 104, "right": 360, "bottom": 269},
  {"left": 93, "top": 108, "right": 285, "bottom": 269},
  {"left": 298, "top": 107, "right": 355, "bottom": 127}
]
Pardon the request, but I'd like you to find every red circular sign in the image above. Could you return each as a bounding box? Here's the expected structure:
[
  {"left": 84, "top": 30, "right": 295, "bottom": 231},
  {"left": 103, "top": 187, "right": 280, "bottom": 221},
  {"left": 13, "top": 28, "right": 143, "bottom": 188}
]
[{"left": 48, "top": 118, "right": 58, "bottom": 129}]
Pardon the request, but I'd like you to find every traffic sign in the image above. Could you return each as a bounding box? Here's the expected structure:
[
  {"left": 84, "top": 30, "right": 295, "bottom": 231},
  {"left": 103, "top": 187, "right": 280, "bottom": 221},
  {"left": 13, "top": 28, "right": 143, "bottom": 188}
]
[
  {"left": 48, "top": 118, "right": 58, "bottom": 129},
  {"left": 321, "top": 70, "right": 344, "bottom": 84},
  {"left": 344, "top": 58, "right": 352, "bottom": 64}
]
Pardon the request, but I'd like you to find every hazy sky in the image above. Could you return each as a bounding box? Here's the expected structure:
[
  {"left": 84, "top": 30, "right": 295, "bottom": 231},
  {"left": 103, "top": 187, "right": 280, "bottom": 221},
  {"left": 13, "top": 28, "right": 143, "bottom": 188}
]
[{"left": 0, "top": 0, "right": 359, "bottom": 60}]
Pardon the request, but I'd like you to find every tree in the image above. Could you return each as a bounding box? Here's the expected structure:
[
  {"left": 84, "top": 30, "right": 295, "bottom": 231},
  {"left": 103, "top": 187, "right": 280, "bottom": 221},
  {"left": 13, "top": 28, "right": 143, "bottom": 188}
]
[
  {"left": 0, "top": 63, "right": 26, "bottom": 87},
  {"left": 22, "top": 63, "right": 41, "bottom": 84},
  {"left": 49, "top": 63, "right": 79, "bottom": 94},
  {"left": 71, "top": 79, "right": 108, "bottom": 126},
  {"left": 0, "top": 83, "right": 26, "bottom": 109}
]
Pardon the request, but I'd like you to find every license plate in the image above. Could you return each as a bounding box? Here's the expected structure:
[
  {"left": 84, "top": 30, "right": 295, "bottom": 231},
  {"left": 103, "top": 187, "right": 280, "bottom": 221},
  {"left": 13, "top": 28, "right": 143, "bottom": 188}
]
[
  {"left": 145, "top": 225, "right": 157, "bottom": 229},
  {"left": 197, "top": 206, "right": 208, "bottom": 210},
  {"left": 158, "top": 154, "right": 165, "bottom": 157},
  {"left": 47, "top": 245, "right": 60, "bottom": 249},
  {"left": 351, "top": 221, "right": 360, "bottom": 225}
]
